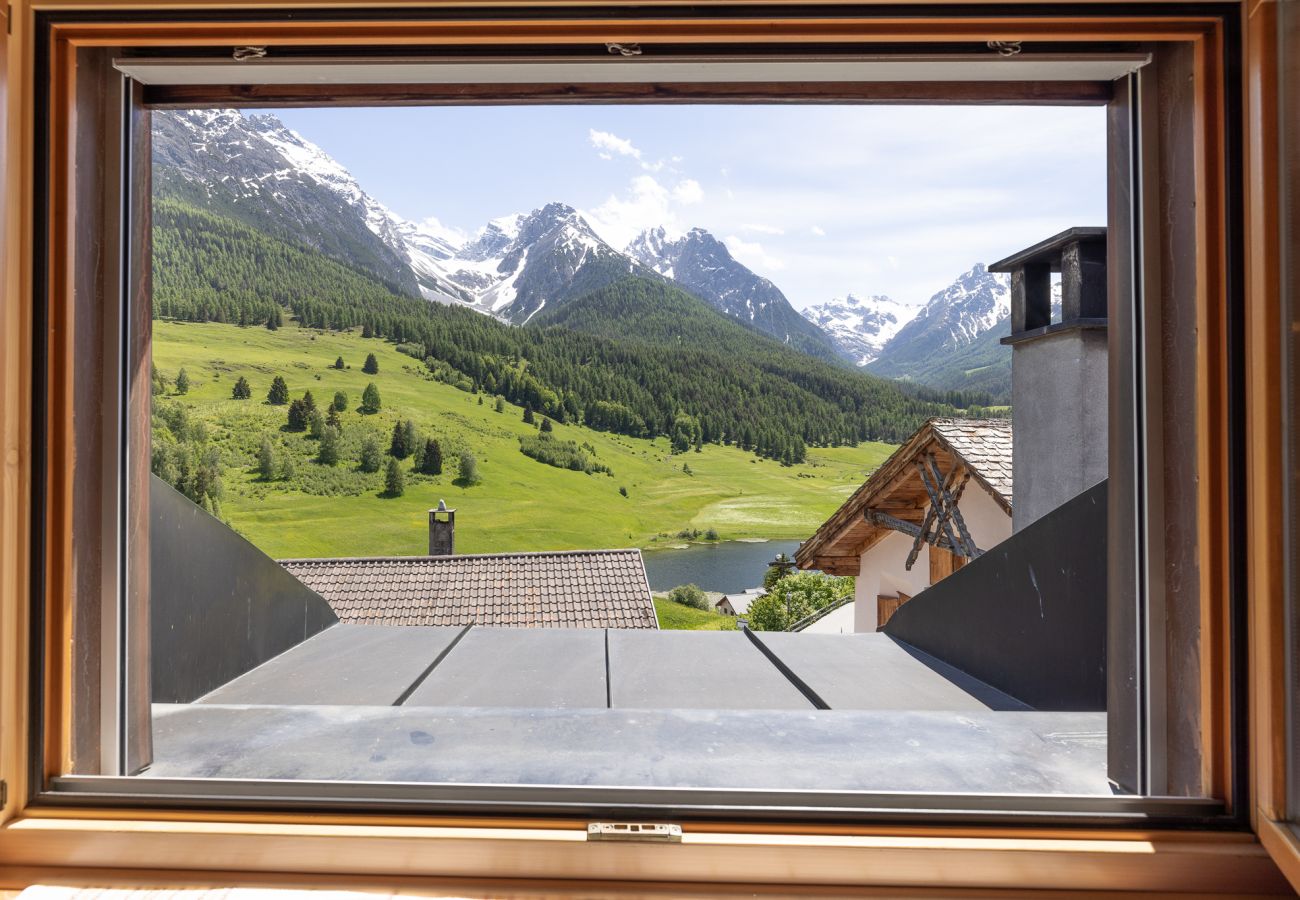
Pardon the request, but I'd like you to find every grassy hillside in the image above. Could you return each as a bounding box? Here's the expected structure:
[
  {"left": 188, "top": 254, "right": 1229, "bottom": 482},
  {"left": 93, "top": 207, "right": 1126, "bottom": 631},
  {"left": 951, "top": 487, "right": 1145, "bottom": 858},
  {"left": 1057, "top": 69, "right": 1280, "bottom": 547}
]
[
  {"left": 653, "top": 597, "right": 738, "bottom": 631},
  {"left": 152, "top": 319, "right": 895, "bottom": 559}
]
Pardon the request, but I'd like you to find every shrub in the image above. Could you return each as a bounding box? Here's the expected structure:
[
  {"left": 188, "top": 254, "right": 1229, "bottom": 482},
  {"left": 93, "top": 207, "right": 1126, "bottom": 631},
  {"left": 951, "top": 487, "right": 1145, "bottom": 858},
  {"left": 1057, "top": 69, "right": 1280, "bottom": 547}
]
[
  {"left": 619, "top": 486, "right": 628, "bottom": 497},
  {"left": 494, "top": 397, "right": 505, "bottom": 413},
  {"left": 308, "top": 409, "right": 325, "bottom": 439},
  {"left": 704, "top": 528, "right": 719, "bottom": 541},
  {"left": 458, "top": 451, "right": 479, "bottom": 485},
  {"left": 317, "top": 426, "right": 341, "bottom": 465},
  {"left": 360, "top": 382, "right": 381, "bottom": 414},
  {"left": 540, "top": 417, "right": 553, "bottom": 433},
  {"left": 257, "top": 437, "right": 277, "bottom": 481},
  {"left": 332, "top": 390, "right": 348, "bottom": 412},
  {"left": 519, "top": 433, "right": 611, "bottom": 475},
  {"left": 746, "top": 573, "right": 853, "bottom": 632},
  {"left": 175, "top": 368, "right": 190, "bottom": 395},
  {"left": 359, "top": 436, "right": 381, "bottom": 473},
  {"left": 333, "top": 356, "right": 345, "bottom": 370},
  {"left": 667, "top": 584, "right": 709, "bottom": 611}
]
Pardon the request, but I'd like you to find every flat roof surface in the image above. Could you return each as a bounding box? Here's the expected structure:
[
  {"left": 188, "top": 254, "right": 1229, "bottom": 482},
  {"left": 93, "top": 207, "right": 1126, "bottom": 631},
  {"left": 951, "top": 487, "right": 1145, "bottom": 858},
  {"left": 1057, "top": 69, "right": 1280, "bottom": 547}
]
[
  {"left": 194, "top": 624, "right": 1025, "bottom": 712},
  {"left": 149, "top": 704, "right": 1108, "bottom": 793}
]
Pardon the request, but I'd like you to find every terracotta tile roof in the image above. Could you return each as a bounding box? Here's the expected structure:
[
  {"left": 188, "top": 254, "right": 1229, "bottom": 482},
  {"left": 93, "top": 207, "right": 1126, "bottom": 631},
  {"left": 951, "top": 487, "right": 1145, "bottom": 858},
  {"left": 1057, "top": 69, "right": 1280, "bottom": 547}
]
[
  {"left": 931, "top": 418, "right": 1014, "bottom": 506},
  {"left": 279, "top": 549, "right": 657, "bottom": 629}
]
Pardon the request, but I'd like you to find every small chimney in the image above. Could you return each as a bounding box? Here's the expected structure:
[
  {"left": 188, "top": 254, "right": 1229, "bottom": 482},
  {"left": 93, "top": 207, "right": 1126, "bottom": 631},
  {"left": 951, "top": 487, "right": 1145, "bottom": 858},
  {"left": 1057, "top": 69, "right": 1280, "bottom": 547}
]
[
  {"left": 428, "top": 499, "right": 455, "bottom": 556},
  {"left": 990, "top": 227, "right": 1108, "bottom": 532}
]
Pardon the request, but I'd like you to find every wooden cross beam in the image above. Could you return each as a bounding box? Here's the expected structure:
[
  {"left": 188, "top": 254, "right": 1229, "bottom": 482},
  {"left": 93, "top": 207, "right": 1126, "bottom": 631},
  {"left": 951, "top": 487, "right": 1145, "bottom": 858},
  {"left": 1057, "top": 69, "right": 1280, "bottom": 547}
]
[{"left": 856, "top": 454, "right": 983, "bottom": 572}]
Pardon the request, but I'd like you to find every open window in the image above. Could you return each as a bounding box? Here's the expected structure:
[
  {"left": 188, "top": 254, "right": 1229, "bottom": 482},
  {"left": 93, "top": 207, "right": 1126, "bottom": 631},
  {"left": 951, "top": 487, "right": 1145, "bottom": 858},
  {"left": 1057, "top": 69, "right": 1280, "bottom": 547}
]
[{"left": 16, "top": 3, "right": 1253, "bottom": 850}]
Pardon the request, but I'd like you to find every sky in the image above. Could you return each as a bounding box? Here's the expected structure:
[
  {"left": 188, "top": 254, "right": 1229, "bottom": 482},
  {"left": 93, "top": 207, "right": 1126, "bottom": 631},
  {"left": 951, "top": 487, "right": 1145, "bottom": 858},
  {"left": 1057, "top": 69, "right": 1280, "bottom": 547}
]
[{"left": 272, "top": 104, "right": 1107, "bottom": 310}]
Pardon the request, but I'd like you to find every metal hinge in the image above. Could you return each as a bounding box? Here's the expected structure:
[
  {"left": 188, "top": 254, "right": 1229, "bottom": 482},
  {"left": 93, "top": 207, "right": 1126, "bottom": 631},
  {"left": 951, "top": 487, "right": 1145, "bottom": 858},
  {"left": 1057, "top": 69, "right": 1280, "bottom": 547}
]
[
  {"left": 1, "top": 780, "right": 7, "bottom": 807},
  {"left": 587, "top": 822, "right": 682, "bottom": 843},
  {"left": 5, "top": 6, "right": 11, "bottom": 36}
]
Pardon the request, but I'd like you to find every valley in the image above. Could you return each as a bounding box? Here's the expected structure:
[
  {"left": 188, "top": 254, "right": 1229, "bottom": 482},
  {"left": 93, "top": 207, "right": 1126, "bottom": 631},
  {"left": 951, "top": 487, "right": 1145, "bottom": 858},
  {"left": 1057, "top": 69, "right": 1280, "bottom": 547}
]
[{"left": 152, "top": 319, "right": 896, "bottom": 559}]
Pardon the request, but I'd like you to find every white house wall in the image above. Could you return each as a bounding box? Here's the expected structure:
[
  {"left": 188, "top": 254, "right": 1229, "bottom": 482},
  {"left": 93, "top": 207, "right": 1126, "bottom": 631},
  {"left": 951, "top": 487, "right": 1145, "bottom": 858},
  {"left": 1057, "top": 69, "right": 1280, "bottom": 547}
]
[
  {"left": 801, "top": 601, "right": 857, "bottom": 634},
  {"left": 851, "top": 484, "right": 1012, "bottom": 634}
]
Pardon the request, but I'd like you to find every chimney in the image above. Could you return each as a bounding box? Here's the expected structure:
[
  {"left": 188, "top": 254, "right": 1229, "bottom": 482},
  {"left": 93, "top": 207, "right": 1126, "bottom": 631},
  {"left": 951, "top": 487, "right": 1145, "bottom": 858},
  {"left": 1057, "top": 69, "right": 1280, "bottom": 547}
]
[
  {"left": 990, "top": 227, "right": 1108, "bottom": 533},
  {"left": 428, "top": 499, "right": 455, "bottom": 556}
]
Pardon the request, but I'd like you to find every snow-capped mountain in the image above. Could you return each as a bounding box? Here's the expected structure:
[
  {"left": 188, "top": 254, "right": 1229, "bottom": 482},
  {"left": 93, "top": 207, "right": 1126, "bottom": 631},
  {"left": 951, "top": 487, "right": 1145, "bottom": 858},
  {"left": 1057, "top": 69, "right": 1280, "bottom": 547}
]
[
  {"left": 800, "top": 293, "right": 915, "bottom": 366},
  {"left": 426, "top": 203, "right": 646, "bottom": 324},
  {"left": 626, "top": 226, "right": 843, "bottom": 362},
  {"left": 869, "top": 264, "right": 1010, "bottom": 372},
  {"left": 154, "top": 109, "right": 848, "bottom": 355},
  {"left": 153, "top": 108, "right": 426, "bottom": 298}
]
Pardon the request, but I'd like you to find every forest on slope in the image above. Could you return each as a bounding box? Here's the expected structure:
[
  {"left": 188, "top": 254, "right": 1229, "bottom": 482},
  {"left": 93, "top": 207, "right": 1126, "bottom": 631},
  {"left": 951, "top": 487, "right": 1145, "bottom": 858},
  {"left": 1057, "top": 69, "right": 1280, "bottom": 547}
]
[{"left": 153, "top": 196, "right": 990, "bottom": 462}]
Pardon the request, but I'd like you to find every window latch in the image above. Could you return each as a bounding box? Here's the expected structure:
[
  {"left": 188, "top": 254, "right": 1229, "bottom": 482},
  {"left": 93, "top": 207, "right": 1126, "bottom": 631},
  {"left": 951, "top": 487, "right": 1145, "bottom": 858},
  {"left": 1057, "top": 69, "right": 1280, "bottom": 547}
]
[{"left": 587, "top": 822, "right": 682, "bottom": 843}]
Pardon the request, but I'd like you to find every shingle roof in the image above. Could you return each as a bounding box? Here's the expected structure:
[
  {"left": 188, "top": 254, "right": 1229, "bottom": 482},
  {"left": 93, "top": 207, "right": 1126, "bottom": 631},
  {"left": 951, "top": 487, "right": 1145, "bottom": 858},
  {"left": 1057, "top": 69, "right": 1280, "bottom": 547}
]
[
  {"left": 279, "top": 549, "right": 657, "bottom": 629},
  {"left": 931, "top": 418, "right": 1013, "bottom": 506}
]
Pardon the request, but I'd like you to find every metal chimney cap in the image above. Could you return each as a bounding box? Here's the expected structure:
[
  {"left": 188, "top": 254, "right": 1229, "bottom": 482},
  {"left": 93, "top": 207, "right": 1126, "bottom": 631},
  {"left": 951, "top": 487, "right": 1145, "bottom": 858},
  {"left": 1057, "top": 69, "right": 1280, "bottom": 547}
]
[{"left": 437, "top": 499, "right": 448, "bottom": 512}]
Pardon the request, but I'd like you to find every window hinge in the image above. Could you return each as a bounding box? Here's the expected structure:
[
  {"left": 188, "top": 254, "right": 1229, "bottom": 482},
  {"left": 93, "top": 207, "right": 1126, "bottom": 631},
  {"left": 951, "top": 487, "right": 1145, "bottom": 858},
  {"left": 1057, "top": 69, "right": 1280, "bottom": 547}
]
[
  {"left": 5, "top": 6, "right": 11, "bottom": 36},
  {"left": 0, "top": 780, "right": 7, "bottom": 807},
  {"left": 587, "top": 822, "right": 682, "bottom": 843}
]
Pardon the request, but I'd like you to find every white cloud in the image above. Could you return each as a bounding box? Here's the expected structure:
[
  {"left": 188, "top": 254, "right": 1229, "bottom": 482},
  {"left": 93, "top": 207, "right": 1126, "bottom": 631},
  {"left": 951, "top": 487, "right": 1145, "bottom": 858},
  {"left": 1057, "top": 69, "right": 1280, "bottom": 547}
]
[
  {"left": 589, "top": 129, "right": 641, "bottom": 161},
  {"left": 810, "top": 225, "right": 826, "bottom": 237},
  {"left": 584, "top": 175, "right": 675, "bottom": 249},
  {"left": 724, "top": 235, "right": 786, "bottom": 272},
  {"left": 672, "top": 179, "right": 704, "bottom": 205},
  {"left": 741, "top": 223, "right": 784, "bottom": 236}
]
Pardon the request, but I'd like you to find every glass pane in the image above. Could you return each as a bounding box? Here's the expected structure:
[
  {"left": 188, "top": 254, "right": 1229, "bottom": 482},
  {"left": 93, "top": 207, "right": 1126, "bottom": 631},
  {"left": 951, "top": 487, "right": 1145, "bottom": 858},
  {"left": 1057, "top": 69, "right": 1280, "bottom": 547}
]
[{"left": 138, "top": 101, "right": 1121, "bottom": 800}]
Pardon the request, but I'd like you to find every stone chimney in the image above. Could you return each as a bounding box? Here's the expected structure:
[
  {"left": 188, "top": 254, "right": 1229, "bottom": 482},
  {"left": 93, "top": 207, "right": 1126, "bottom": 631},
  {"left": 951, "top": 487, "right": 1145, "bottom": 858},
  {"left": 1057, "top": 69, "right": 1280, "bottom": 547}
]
[
  {"left": 990, "top": 227, "right": 1108, "bottom": 532},
  {"left": 428, "top": 500, "right": 455, "bottom": 556}
]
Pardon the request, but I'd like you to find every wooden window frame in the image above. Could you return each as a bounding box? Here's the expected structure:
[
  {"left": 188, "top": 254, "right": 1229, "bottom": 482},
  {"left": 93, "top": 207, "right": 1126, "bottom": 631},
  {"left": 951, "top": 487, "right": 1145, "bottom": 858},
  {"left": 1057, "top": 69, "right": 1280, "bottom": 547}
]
[{"left": 0, "top": 0, "right": 1291, "bottom": 893}]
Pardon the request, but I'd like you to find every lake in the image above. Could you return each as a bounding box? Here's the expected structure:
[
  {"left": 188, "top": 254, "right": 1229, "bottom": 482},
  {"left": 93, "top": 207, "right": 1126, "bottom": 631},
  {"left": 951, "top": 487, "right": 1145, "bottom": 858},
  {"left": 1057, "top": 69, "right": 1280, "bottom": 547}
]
[{"left": 641, "top": 540, "right": 802, "bottom": 595}]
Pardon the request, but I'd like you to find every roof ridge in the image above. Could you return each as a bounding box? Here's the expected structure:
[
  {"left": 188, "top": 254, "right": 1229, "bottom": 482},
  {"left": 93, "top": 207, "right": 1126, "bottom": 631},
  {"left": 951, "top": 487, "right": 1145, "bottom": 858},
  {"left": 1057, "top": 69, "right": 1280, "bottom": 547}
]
[{"left": 279, "top": 548, "right": 643, "bottom": 565}]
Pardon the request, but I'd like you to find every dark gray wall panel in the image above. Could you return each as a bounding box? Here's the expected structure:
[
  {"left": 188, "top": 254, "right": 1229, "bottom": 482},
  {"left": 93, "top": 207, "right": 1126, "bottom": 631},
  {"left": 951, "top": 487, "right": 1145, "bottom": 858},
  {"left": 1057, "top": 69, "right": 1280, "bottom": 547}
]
[
  {"left": 200, "top": 624, "right": 463, "bottom": 706},
  {"left": 884, "top": 480, "right": 1108, "bottom": 711},
  {"left": 756, "top": 633, "right": 1028, "bottom": 711},
  {"left": 608, "top": 631, "right": 812, "bottom": 710},
  {"left": 404, "top": 627, "right": 607, "bottom": 709},
  {"left": 150, "top": 475, "right": 338, "bottom": 703}
]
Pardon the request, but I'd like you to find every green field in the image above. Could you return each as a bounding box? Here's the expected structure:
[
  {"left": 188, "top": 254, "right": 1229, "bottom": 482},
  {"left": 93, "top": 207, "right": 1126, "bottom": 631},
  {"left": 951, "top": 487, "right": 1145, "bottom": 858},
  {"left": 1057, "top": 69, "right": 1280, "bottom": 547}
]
[
  {"left": 151, "top": 320, "right": 896, "bottom": 559},
  {"left": 652, "top": 597, "right": 738, "bottom": 631}
]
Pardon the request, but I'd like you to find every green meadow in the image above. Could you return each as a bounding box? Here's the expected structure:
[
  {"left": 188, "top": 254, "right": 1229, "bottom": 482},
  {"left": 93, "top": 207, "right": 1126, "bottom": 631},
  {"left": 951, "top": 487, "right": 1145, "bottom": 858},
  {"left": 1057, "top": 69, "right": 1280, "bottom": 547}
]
[{"left": 152, "top": 320, "right": 896, "bottom": 559}]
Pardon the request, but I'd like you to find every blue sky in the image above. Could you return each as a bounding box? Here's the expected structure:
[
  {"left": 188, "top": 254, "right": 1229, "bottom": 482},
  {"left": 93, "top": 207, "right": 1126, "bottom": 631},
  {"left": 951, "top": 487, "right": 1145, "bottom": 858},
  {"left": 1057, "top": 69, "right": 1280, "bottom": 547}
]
[{"left": 273, "top": 104, "right": 1107, "bottom": 310}]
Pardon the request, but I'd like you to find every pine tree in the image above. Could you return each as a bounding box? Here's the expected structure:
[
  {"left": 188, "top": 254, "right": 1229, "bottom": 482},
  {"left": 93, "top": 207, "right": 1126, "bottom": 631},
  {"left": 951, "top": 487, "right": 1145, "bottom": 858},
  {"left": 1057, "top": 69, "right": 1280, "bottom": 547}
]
[
  {"left": 403, "top": 420, "right": 418, "bottom": 456},
  {"left": 384, "top": 457, "right": 405, "bottom": 496},
  {"left": 326, "top": 406, "right": 342, "bottom": 432},
  {"left": 360, "top": 382, "right": 381, "bottom": 413},
  {"left": 362, "top": 322, "right": 373, "bottom": 339},
  {"left": 308, "top": 409, "right": 325, "bottom": 439},
  {"left": 175, "top": 368, "right": 190, "bottom": 395},
  {"left": 286, "top": 399, "right": 308, "bottom": 432},
  {"left": 494, "top": 397, "right": 505, "bottom": 413},
  {"left": 523, "top": 405, "right": 535, "bottom": 425},
  {"left": 332, "top": 390, "right": 348, "bottom": 412},
  {"left": 420, "top": 439, "right": 443, "bottom": 476},
  {"left": 266, "top": 309, "right": 281, "bottom": 331},
  {"left": 267, "top": 376, "right": 289, "bottom": 405},
  {"left": 302, "top": 391, "right": 317, "bottom": 415},
  {"left": 232, "top": 376, "right": 251, "bottom": 400},
  {"left": 333, "top": 356, "right": 345, "bottom": 370},
  {"left": 540, "top": 417, "right": 553, "bottom": 433},
  {"left": 257, "top": 437, "right": 276, "bottom": 481},
  {"left": 317, "top": 426, "right": 341, "bottom": 465},
  {"left": 363, "top": 353, "right": 379, "bottom": 375},
  {"left": 389, "top": 420, "right": 409, "bottom": 459}
]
